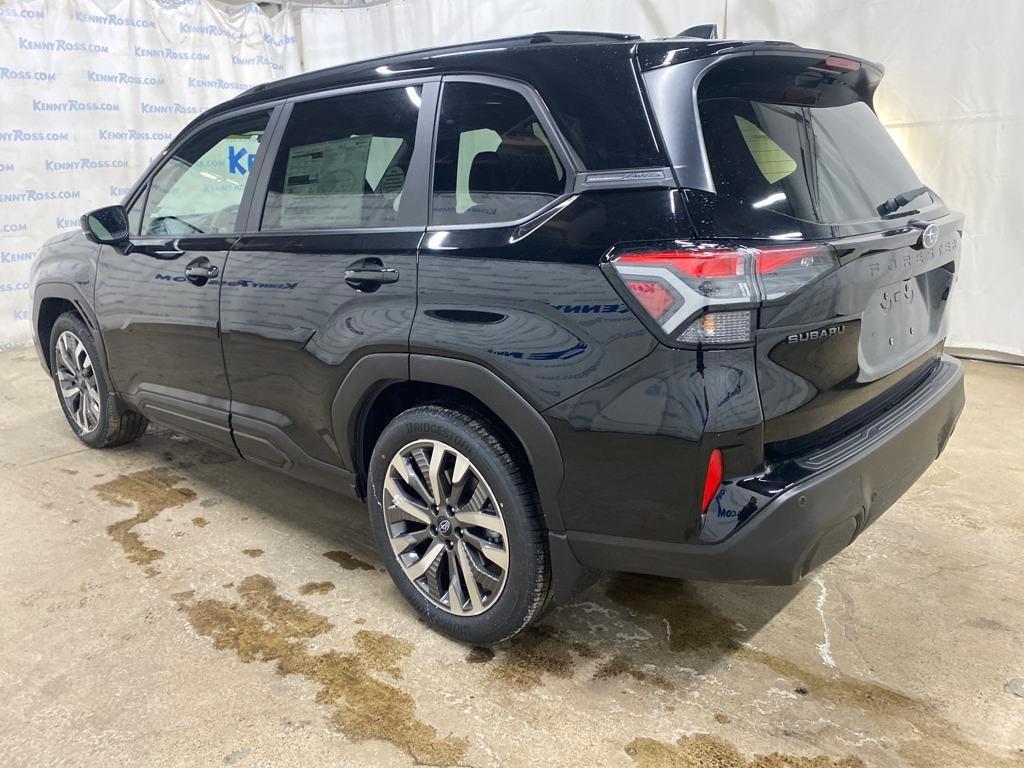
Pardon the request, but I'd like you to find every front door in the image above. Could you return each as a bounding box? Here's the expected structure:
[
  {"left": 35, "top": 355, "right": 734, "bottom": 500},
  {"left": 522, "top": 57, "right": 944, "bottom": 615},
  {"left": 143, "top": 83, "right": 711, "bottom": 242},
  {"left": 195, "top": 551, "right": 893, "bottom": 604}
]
[
  {"left": 94, "top": 108, "right": 274, "bottom": 449},
  {"left": 220, "top": 84, "right": 433, "bottom": 480}
]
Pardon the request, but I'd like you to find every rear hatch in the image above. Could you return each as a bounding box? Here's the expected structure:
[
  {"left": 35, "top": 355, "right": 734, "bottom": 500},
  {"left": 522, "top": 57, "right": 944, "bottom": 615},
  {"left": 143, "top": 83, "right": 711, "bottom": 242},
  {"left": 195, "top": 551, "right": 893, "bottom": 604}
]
[{"left": 642, "top": 47, "right": 963, "bottom": 455}]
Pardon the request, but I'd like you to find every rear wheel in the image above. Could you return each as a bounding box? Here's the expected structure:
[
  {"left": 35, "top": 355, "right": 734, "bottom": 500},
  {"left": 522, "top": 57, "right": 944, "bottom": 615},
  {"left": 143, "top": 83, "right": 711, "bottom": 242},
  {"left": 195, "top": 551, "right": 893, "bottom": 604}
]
[
  {"left": 49, "top": 312, "right": 148, "bottom": 448},
  {"left": 368, "top": 405, "right": 549, "bottom": 644}
]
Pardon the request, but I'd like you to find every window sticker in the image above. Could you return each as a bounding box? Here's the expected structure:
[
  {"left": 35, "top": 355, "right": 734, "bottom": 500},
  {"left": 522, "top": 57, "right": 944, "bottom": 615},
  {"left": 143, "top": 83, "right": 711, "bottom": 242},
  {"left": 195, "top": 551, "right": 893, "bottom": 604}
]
[{"left": 281, "top": 135, "right": 372, "bottom": 227}]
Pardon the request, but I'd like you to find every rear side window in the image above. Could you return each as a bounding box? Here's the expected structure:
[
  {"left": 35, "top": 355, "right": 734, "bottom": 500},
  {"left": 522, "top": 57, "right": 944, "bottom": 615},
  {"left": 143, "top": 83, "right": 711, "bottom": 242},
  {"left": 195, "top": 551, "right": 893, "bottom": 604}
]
[
  {"left": 432, "top": 82, "right": 565, "bottom": 226},
  {"left": 261, "top": 86, "right": 421, "bottom": 231}
]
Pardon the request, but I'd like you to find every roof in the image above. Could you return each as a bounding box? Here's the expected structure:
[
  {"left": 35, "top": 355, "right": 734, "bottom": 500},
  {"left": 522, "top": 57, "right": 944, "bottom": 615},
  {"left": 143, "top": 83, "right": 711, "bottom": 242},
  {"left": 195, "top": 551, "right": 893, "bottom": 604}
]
[
  {"left": 202, "top": 32, "right": 812, "bottom": 170},
  {"left": 228, "top": 31, "right": 797, "bottom": 110}
]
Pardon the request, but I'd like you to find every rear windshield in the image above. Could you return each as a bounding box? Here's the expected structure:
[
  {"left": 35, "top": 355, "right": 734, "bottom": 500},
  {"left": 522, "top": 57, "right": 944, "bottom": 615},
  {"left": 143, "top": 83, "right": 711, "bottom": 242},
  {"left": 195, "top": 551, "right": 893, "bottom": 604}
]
[{"left": 666, "top": 55, "right": 930, "bottom": 225}]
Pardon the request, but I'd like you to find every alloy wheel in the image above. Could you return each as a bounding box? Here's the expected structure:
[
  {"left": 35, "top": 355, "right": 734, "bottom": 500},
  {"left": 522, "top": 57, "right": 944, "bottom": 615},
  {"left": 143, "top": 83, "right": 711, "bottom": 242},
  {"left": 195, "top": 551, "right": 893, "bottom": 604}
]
[
  {"left": 382, "top": 439, "right": 509, "bottom": 616},
  {"left": 54, "top": 331, "right": 101, "bottom": 434}
]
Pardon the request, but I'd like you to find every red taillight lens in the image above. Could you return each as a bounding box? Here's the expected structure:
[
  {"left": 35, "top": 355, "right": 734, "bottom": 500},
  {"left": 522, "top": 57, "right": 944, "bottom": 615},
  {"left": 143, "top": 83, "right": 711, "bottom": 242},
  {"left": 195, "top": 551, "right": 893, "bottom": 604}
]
[
  {"left": 702, "top": 448, "right": 723, "bottom": 514},
  {"left": 623, "top": 280, "right": 676, "bottom": 320},
  {"left": 605, "top": 241, "right": 836, "bottom": 344}
]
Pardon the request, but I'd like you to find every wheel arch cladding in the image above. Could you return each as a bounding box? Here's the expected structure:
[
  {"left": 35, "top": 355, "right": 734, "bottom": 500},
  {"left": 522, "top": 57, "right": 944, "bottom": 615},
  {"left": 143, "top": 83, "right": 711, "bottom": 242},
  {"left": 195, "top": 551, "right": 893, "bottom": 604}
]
[
  {"left": 331, "top": 354, "right": 566, "bottom": 533},
  {"left": 34, "top": 285, "right": 101, "bottom": 373}
]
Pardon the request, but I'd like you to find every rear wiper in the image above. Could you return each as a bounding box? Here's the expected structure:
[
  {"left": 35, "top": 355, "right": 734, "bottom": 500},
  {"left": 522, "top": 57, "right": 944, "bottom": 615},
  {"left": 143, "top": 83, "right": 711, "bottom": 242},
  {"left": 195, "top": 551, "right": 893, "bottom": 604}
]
[{"left": 876, "top": 185, "right": 930, "bottom": 216}]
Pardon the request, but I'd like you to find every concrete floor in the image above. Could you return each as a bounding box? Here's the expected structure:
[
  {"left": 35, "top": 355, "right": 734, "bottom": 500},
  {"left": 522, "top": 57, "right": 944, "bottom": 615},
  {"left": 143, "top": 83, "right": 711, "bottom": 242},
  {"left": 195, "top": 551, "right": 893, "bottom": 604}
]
[{"left": 1, "top": 348, "right": 1022, "bottom": 768}]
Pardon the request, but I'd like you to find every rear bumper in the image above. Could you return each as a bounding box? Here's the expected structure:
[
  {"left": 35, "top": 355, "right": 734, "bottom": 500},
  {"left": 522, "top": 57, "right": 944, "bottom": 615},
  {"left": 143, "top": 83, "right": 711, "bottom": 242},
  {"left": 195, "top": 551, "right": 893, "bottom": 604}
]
[{"left": 565, "top": 354, "right": 965, "bottom": 584}]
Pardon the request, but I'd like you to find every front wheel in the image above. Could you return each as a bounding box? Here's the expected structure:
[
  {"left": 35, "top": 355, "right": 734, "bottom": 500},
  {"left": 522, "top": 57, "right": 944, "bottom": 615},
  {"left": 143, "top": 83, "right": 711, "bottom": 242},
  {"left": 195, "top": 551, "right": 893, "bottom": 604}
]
[
  {"left": 367, "top": 405, "right": 549, "bottom": 644},
  {"left": 49, "top": 312, "right": 148, "bottom": 448}
]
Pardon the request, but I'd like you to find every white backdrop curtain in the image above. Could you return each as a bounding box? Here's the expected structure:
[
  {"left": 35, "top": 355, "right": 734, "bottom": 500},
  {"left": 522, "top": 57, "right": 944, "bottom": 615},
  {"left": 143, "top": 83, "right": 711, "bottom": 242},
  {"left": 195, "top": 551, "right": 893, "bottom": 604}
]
[{"left": 0, "top": 0, "right": 300, "bottom": 352}]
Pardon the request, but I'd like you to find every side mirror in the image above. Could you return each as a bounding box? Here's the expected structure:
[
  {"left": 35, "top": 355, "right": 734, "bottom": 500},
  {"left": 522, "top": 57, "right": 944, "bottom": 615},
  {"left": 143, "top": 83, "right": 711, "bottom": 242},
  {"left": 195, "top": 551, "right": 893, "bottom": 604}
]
[{"left": 81, "top": 205, "right": 130, "bottom": 246}]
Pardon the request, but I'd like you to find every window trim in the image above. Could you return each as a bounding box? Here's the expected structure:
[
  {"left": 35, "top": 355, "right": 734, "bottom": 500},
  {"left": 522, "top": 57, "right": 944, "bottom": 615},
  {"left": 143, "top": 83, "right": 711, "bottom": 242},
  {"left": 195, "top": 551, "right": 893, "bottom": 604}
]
[
  {"left": 122, "top": 101, "right": 285, "bottom": 240},
  {"left": 246, "top": 76, "right": 441, "bottom": 235},
  {"left": 426, "top": 74, "right": 582, "bottom": 232}
]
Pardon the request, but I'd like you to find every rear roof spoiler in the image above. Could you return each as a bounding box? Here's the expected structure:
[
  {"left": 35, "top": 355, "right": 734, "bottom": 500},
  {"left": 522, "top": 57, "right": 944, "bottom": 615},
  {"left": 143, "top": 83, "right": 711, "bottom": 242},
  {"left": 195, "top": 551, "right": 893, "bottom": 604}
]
[{"left": 677, "top": 24, "right": 718, "bottom": 39}]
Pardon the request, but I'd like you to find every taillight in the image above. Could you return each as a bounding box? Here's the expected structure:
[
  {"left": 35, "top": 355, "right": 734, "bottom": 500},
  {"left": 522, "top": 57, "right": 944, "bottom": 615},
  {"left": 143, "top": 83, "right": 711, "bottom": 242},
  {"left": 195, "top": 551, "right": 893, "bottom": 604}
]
[
  {"left": 702, "top": 448, "right": 723, "bottom": 514},
  {"left": 605, "top": 241, "right": 836, "bottom": 345}
]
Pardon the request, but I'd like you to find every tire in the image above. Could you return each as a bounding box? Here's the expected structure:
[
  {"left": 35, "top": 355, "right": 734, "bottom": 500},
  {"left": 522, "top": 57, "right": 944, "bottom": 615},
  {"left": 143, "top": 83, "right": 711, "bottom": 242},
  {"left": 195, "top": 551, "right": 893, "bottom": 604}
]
[
  {"left": 368, "top": 405, "right": 550, "bottom": 645},
  {"left": 49, "top": 312, "right": 148, "bottom": 448}
]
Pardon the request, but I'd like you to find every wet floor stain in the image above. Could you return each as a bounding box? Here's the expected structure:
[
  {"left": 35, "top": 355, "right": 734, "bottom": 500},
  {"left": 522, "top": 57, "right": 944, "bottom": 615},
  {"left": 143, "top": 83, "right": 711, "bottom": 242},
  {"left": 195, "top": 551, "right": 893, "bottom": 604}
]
[
  {"left": 606, "top": 574, "right": 1024, "bottom": 768},
  {"left": 625, "top": 734, "right": 863, "bottom": 768},
  {"left": 191, "top": 516, "right": 208, "bottom": 528},
  {"left": 593, "top": 654, "right": 673, "bottom": 691},
  {"left": 242, "top": 548, "right": 264, "bottom": 558},
  {"left": 176, "top": 575, "right": 467, "bottom": 765},
  {"left": 323, "top": 550, "right": 375, "bottom": 571},
  {"left": 465, "top": 646, "right": 495, "bottom": 664},
  {"left": 298, "top": 581, "right": 335, "bottom": 596},
  {"left": 486, "top": 627, "right": 577, "bottom": 691},
  {"left": 93, "top": 468, "right": 197, "bottom": 575}
]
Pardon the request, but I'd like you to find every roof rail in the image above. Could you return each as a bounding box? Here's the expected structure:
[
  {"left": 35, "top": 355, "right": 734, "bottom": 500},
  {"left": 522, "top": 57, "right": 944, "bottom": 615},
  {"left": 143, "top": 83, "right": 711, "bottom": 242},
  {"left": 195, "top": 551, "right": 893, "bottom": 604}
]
[
  {"left": 529, "top": 30, "right": 641, "bottom": 44},
  {"left": 677, "top": 24, "right": 719, "bottom": 40}
]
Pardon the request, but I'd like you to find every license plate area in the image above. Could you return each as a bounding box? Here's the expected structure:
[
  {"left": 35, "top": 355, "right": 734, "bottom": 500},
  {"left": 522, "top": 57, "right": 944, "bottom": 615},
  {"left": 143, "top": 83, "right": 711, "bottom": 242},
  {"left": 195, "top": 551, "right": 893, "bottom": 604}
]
[{"left": 858, "top": 269, "right": 951, "bottom": 382}]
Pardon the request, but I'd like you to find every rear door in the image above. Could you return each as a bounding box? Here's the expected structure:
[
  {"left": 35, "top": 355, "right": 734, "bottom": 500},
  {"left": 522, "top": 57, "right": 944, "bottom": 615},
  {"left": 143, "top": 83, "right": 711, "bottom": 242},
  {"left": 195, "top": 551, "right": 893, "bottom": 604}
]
[
  {"left": 644, "top": 52, "right": 963, "bottom": 452},
  {"left": 94, "top": 107, "right": 274, "bottom": 449},
  {"left": 219, "top": 82, "right": 436, "bottom": 479}
]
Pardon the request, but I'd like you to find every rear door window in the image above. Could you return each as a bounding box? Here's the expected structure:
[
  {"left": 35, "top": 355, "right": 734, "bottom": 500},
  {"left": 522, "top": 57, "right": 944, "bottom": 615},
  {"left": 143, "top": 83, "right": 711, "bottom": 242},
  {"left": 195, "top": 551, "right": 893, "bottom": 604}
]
[
  {"left": 260, "top": 86, "right": 422, "bottom": 231},
  {"left": 431, "top": 82, "right": 565, "bottom": 226}
]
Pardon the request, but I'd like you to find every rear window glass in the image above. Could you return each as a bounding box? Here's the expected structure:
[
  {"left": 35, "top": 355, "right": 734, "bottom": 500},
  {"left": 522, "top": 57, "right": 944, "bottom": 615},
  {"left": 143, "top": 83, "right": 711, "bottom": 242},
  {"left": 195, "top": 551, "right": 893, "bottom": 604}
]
[
  {"left": 645, "top": 55, "right": 932, "bottom": 227},
  {"left": 700, "top": 97, "right": 928, "bottom": 224}
]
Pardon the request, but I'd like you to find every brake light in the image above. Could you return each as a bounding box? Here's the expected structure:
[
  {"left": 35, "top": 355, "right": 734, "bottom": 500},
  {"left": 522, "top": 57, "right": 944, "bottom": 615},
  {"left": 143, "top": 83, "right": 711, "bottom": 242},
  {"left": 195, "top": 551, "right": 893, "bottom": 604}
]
[
  {"left": 702, "top": 448, "right": 723, "bottom": 514},
  {"left": 820, "top": 55, "right": 861, "bottom": 72},
  {"left": 606, "top": 241, "right": 836, "bottom": 345}
]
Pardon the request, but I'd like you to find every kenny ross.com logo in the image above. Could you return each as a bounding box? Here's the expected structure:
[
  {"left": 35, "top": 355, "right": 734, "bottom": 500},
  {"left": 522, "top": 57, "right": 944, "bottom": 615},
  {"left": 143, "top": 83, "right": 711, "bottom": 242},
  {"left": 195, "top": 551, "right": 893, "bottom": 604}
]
[
  {"left": 229, "top": 147, "right": 256, "bottom": 174},
  {"left": 34, "top": 99, "right": 119, "bottom": 113},
  {"left": 88, "top": 71, "right": 164, "bottom": 87},
  {"left": 0, "top": 6, "right": 43, "bottom": 20},
  {"left": 56, "top": 216, "right": 79, "bottom": 230},
  {"left": 264, "top": 32, "right": 296, "bottom": 47},
  {"left": 0, "top": 251, "right": 34, "bottom": 264},
  {"left": 141, "top": 102, "right": 204, "bottom": 116},
  {"left": 0, "top": 129, "right": 69, "bottom": 143},
  {"left": 45, "top": 158, "right": 130, "bottom": 172},
  {"left": 99, "top": 128, "right": 173, "bottom": 142},
  {"left": 0, "top": 190, "right": 82, "bottom": 204},
  {"left": 232, "top": 53, "right": 283, "bottom": 71},
  {"left": 1, "top": 223, "right": 28, "bottom": 233},
  {"left": 74, "top": 9, "right": 153, "bottom": 28},
  {"left": 0, "top": 163, "right": 14, "bottom": 173},
  {"left": 0, "top": 67, "right": 56, "bottom": 82},
  {"left": 134, "top": 45, "right": 210, "bottom": 62},
  {"left": 187, "top": 76, "right": 256, "bottom": 91},
  {"left": 74, "top": 9, "right": 154, "bottom": 29},
  {"left": 180, "top": 21, "right": 244, "bottom": 40},
  {"left": 19, "top": 37, "right": 109, "bottom": 54}
]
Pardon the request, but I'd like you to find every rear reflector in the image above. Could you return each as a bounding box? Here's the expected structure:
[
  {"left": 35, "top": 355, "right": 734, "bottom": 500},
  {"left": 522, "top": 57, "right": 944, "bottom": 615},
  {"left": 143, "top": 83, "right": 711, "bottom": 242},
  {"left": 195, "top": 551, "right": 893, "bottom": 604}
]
[
  {"left": 605, "top": 241, "right": 836, "bottom": 345},
  {"left": 702, "top": 448, "right": 723, "bottom": 514}
]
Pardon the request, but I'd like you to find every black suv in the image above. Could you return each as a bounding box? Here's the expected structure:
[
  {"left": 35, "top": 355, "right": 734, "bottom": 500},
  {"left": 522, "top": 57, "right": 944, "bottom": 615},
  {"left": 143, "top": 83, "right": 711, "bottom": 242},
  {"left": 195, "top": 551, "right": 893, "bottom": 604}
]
[{"left": 30, "top": 31, "right": 965, "bottom": 644}]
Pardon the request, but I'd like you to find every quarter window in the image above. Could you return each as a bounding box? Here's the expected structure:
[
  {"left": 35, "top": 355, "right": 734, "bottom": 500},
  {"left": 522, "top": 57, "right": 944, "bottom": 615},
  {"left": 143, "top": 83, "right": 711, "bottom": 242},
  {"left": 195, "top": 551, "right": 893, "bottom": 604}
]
[
  {"left": 431, "top": 82, "right": 565, "bottom": 226},
  {"left": 141, "top": 111, "right": 270, "bottom": 236},
  {"left": 260, "top": 87, "right": 422, "bottom": 231}
]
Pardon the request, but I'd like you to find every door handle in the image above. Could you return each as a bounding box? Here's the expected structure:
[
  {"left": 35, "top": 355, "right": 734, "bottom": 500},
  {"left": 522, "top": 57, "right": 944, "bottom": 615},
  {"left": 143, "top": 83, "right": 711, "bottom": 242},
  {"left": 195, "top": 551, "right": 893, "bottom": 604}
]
[
  {"left": 184, "top": 257, "right": 219, "bottom": 286},
  {"left": 344, "top": 258, "right": 399, "bottom": 292}
]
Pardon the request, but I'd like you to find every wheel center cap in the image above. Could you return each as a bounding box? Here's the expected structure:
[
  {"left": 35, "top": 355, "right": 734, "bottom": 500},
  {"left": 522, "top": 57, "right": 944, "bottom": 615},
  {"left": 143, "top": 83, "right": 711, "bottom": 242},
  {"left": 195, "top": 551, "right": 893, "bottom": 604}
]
[{"left": 437, "top": 518, "right": 452, "bottom": 536}]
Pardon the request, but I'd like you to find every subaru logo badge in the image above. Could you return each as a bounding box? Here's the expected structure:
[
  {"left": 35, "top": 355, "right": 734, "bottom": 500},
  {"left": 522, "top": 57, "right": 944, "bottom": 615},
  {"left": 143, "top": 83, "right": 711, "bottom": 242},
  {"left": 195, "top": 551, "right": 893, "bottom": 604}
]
[{"left": 920, "top": 223, "right": 939, "bottom": 249}]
